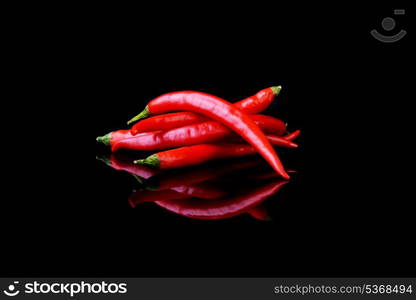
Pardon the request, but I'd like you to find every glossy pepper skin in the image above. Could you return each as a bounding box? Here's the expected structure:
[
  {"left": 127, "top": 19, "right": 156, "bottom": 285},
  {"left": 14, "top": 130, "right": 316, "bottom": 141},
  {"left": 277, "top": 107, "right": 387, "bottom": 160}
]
[
  {"left": 112, "top": 115, "right": 290, "bottom": 152},
  {"left": 130, "top": 86, "right": 281, "bottom": 134},
  {"left": 154, "top": 180, "right": 287, "bottom": 220},
  {"left": 127, "top": 91, "right": 289, "bottom": 179}
]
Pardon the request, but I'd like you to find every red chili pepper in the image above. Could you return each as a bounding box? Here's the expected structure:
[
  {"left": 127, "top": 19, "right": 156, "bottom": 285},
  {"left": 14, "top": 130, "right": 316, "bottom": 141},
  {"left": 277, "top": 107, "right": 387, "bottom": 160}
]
[
  {"left": 134, "top": 143, "right": 289, "bottom": 170},
  {"left": 235, "top": 86, "right": 282, "bottom": 114},
  {"left": 127, "top": 91, "right": 289, "bottom": 178},
  {"left": 130, "top": 86, "right": 281, "bottom": 134},
  {"left": 154, "top": 180, "right": 287, "bottom": 220},
  {"left": 112, "top": 115, "right": 289, "bottom": 151}
]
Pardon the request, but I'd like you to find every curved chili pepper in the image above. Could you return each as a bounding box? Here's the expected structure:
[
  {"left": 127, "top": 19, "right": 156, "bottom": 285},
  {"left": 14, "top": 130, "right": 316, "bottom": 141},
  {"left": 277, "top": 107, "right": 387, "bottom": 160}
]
[
  {"left": 127, "top": 91, "right": 289, "bottom": 178},
  {"left": 130, "top": 86, "right": 281, "bottom": 134},
  {"left": 112, "top": 115, "right": 290, "bottom": 152},
  {"left": 154, "top": 180, "right": 287, "bottom": 220},
  {"left": 134, "top": 143, "right": 287, "bottom": 170},
  {"left": 97, "top": 153, "right": 160, "bottom": 179}
]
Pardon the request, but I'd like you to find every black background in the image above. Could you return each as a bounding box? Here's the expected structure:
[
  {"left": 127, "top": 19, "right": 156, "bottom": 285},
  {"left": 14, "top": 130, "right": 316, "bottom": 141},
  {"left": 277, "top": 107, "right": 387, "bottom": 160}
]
[{"left": 2, "top": 4, "right": 414, "bottom": 277}]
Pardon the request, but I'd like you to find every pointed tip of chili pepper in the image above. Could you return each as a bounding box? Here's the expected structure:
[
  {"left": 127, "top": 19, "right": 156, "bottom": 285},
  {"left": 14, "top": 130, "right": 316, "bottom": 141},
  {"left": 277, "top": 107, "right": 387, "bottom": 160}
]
[
  {"left": 127, "top": 105, "right": 150, "bottom": 125},
  {"left": 96, "top": 132, "right": 112, "bottom": 146},
  {"left": 270, "top": 85, "right": 282, "bottom": 96},
  {"left": 283, "top": 129, "right": 301, "bottom": 142},
  {"left": 281, "top": 172, "right": 290, "bottom": 180},
  {"left": 134, "top": 154, "right": 160, "bottom": 168}
]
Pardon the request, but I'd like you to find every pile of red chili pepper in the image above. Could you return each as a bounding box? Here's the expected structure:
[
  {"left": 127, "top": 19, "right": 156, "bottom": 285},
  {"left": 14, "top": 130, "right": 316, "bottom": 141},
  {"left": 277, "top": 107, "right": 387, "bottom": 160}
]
[{"left": 97, "top": 86, "right": 300, "bottom": 179}]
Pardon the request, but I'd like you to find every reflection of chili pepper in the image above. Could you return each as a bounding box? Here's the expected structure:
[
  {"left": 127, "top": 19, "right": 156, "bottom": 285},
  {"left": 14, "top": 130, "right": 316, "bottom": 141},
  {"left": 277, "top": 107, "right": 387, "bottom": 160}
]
[
  {"left": 170, "top": 182, "right": 227, "bottom": 199},
  {"left": 246, "top": 205, "right": 271, "bottom": 221},
  {"left": 130, "top": 86, "right": 281, "bottom": 134},
  {"left": 147, "top": 158, "right": 262, "bottom": 190},
  {"left": 154, "top": 180, "right": 287, "bottom": 220},
  {"left": 96, "top": 129, "right": 133, "bottom": 147},
  {"left": 97, "top": 153, "right": 160, "bottom": 179},
  {"left": 113, "top": 115, "right": 289, "bottom": 152},
  {"left": 127, "top": 91, "right": 289, "bottom": 178},
  {"left": 128, "top": 189, "right": 189, "bottom": 208},
  {"left": 135, "top": 143, "right": 290, "bottom": 170},
  {"left": 129, "top": 182, "right": 226, "bottom": 207}
]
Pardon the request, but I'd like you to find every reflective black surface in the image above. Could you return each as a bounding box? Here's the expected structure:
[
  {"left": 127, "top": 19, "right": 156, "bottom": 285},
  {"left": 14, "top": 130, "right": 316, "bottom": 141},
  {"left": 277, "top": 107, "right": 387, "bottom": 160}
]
[{"left": 3, "top": 4, "right": 414, "bottom": 277}]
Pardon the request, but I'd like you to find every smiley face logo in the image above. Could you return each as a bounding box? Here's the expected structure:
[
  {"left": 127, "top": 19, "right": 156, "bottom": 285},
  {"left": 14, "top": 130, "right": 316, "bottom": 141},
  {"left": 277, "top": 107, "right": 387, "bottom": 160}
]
[
  {"left": 3, "top": 281, "right": 20, "bottom": 297},
  {"left": 371, "top": 9, "right": 406, "bottom": 43}
]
